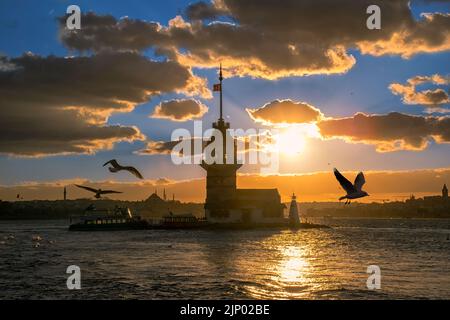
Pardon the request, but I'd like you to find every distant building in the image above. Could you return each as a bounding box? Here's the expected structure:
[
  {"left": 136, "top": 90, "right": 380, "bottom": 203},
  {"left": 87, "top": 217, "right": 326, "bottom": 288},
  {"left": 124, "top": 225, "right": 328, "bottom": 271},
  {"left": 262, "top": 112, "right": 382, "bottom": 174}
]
[
  {"left": 421, "top": 184, "right": 449, "bottom": 205},
  {"left": 63, "top": 187, "right": 67, "bottom": 201},
  {"left": 200, "top": 66, "right": 285, "bottom": 224},
  {"left": 145, "top": 192, "right": 165, "bottom": 205}
]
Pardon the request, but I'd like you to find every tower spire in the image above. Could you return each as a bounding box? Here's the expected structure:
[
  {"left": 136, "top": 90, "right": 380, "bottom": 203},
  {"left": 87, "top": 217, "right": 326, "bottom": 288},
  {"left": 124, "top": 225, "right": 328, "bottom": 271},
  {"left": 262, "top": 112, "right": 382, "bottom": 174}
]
[{"left": 219, "top": 63, "right": 223, "bottom": 121}]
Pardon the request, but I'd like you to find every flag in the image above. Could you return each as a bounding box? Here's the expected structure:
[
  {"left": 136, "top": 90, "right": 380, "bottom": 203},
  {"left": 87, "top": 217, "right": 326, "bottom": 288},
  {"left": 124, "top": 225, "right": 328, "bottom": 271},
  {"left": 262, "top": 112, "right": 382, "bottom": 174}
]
[{"left": 213, "top": 83, "right": 221, "bottom": 92}]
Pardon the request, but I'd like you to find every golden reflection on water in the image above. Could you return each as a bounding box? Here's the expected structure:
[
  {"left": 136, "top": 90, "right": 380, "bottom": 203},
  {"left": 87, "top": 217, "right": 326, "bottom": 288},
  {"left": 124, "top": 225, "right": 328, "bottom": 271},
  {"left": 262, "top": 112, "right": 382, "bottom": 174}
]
[
  {"left": 277, "top": 246, "right": 309, "bottom": 284},
  {"left": 238, "top": 232, "right": 322, "bottom": 299}
]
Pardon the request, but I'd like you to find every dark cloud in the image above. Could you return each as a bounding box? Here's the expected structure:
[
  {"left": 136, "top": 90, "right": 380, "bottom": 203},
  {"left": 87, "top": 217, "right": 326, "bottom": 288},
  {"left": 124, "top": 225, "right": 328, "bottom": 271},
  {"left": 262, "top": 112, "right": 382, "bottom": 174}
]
[
  {"left": 317, "top": 112, "right": 450, "bottom": 152},
  {"left": 138, "top": 135, "right": 261, "bottom": 156},
  {"left": 138, "top": 138, "right": 206, "bottom": 156},
  {"left": 98, "top": 109, "right": 450, "bottom": 156},
  {"left": 59, "top": 1, "right": 450, "bottom": 79},
  {"left": 357, "top": 12, "right": 450, "bottom": 58},
  {"left": 246, "top": 98, "right": 450, "bottom": 152},
  {"left": 0, "top": 53, "right": 209, "bottom": 156},
  {"left": 185, "top": 1, "right": 229, "bottom": 20},
  {"left": 59, "top": 13, "right": 164, "bottom": 52},
  {"left": 389, "top": 74, "right": 449, "bottom": 110},
  {"left": 151, "top": 99, "right": 208, "bottom": 121},
  {"left": 138, "top": 140, "right": 177, "bottom": 155},
  {"left": 246, "top": 99, "right": 323, "bottom": 125}
]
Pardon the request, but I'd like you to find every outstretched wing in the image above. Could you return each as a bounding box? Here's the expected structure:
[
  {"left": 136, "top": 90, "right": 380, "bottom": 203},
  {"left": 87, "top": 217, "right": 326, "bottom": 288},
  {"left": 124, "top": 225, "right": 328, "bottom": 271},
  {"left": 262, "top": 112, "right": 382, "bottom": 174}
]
[
  {"left": 75, "top": 184, "right": 98, "bottom": 193},
  {"left": 354, "top": 172, "right": 366, "bottom": 191},
  {"left": 125, "top": 166, "right": 144, "bottom": 179},
  {"left": 103, "top": 159, "right": 120, "bottom": 168},
  {"left": 100, "top": 190, "right": 122, "bottom": 195},
  {"left": 333, "top": 168, "right": 356, "bottom": 194}
]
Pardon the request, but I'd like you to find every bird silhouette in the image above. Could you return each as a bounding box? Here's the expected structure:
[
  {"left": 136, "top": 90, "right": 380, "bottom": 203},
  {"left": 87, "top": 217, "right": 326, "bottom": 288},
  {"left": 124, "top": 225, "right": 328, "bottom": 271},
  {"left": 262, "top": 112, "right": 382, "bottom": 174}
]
[
  {"left": 333, "top": 168, "right": 369, "bottom": 204},
  {"left": 103, "top": 159, "right": 144, "bottom": 179},
  {"left": 75, "top": 184, "right": 122, "bottom": 199}
]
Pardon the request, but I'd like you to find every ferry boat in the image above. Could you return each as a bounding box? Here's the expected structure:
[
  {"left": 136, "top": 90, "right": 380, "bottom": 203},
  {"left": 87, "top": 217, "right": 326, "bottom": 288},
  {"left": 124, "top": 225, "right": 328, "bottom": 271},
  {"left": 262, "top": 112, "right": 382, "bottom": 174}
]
[
  {"left": 69, "top": 206, "right": 148, "bottom": 231},
  {"left": 69, "top": 207, "right": 329, "bottom": 231}
]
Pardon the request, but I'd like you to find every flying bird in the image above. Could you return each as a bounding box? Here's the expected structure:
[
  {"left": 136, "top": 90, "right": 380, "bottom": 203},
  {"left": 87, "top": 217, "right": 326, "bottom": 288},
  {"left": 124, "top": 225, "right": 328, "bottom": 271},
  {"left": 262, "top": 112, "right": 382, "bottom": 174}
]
[
  {"left": 75, "top": 184, "right": 122, "bottom": 199},
  {"left": 333, "top": 168, "right": 369, "bottom": 204},
  {"left": 103, "top": 159, "right": 144, "bottom": 179}
]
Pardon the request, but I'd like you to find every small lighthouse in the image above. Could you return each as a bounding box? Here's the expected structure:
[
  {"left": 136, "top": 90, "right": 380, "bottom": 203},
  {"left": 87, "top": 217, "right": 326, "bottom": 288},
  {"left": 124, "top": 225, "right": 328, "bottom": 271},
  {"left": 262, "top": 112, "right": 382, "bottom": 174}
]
[{"left": 289, "top": 193, "right": 301, "bottom": 225}]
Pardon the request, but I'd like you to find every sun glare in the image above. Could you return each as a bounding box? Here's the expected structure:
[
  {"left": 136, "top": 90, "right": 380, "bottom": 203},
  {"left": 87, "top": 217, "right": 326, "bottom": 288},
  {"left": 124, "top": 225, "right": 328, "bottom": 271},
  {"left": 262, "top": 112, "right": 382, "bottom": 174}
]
[{"left": 275, "top": 125, "right": 318, "bottom": 156}]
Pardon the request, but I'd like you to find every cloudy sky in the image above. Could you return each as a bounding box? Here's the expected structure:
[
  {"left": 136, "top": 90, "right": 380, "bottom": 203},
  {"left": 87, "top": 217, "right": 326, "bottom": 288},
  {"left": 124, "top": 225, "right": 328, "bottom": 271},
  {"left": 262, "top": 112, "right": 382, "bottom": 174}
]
[{"left": 0, "top": 0, "right": 449, "bottom": 202}]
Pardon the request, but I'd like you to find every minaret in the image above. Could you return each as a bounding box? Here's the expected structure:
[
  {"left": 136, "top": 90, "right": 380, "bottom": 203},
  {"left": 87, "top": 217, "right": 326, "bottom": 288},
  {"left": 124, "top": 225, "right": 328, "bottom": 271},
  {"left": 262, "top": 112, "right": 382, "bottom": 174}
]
[
  {"left": 443, "top": 184, "right": 448, "bottom": 199},
  {"left": 63, "top": 186, "right": 67, "bottom": 201},
  {"left": 200, "top": 65, "right": 242, "bottom": 221},
  {"left": 163, "top": 188, "right": 167, "bottom": 201},
  {"left": 289, "top": 193, "right": 301, "bottom": 225}
]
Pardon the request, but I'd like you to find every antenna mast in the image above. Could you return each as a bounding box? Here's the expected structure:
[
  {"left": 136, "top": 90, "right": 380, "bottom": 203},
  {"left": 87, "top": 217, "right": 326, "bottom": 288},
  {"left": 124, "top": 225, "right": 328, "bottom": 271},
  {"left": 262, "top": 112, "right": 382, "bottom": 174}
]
[{"left": 219, "top": 63, "right": 223, "bottom": 121}]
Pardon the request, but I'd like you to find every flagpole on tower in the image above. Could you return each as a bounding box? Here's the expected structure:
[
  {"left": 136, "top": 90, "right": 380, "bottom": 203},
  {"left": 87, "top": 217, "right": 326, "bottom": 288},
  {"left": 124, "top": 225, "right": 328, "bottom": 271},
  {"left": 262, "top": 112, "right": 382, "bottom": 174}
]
[{"left": 219, "top": 63, "right": 223, "bottom": 121}]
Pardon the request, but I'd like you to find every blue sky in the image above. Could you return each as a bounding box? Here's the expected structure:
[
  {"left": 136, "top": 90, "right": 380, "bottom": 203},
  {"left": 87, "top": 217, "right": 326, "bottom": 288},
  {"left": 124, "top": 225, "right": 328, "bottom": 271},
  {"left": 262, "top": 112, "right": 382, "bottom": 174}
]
[{"left": 0, "top": 0, "right": 449, "bottom": 186}]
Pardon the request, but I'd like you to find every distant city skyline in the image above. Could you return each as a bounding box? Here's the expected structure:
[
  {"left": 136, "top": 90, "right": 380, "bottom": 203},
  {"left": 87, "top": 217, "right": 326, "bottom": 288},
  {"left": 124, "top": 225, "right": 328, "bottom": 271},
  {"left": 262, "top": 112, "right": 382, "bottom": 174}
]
[{"left": 1, "top": 168, "right": 449, "bottom": 203}]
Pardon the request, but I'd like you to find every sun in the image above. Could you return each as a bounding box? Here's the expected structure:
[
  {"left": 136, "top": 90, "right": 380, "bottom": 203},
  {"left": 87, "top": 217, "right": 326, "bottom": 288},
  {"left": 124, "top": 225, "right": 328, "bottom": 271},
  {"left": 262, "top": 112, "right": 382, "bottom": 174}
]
[
  {"left": 275, "top": 126, "right": 309, "bottom": 156},
  {"left": 255, "top": 124, "right": 320, "bottom": 158}
]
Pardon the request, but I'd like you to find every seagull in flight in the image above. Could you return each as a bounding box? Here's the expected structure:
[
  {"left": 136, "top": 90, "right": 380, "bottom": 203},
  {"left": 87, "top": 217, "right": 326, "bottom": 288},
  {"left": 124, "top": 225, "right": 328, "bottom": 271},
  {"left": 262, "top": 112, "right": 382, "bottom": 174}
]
[
  {"left": 103, "top": 159, "right": 144, "bottom": 179},
  {"left": 333, "top": 168, "right": 369, "bottom": 204},
  {"left": 75, "top": 185, "right": 122, "bottom": 199}
]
